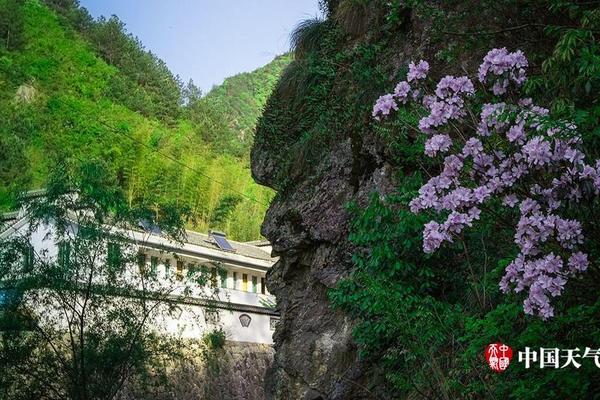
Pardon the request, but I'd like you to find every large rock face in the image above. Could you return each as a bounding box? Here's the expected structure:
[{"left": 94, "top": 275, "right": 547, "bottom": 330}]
[
  {"left": 123, "top": 341, "right": 274, "bottom": 400},
  {"left": 253, "top": 132, "right": 396, "bottom": 399},
  {"left": 250, "top": 1, "right": 569, "bottom": 398}
]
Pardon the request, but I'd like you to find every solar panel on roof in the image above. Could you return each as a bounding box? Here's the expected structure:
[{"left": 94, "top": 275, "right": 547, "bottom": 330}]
[
  {"left": 212, "top": 233, "right": 235, "bottom": 252},
  {"left": 138, "top": 219, "right": 162, "bottom": 235}
]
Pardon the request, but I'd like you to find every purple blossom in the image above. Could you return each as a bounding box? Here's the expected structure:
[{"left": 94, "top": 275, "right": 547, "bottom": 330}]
[
  {"left": 422, "top": 95, "right": 436, "bottom": 108},
  {"left": 442, "top": 187, "right": 473, "bottom": 210},
  {"left": 372, "top": 94, "right": 398, "bottom": 120},
  {"left": 478, "top": 48, "right": 528, "bottom": 95},
  {"left": 564, "top": 147, "right": 584, "bottom": 165},
  {"left": 568, "top": 252, "right": 588, "bottom": 272},
  {"left": 424, "top": 134, "right": 453, "bottom": 157},
  {"left": 554, "top": 218, "right": 583, "bottom": 249},
  {"left": 473, "top": 186, "right": 492, "bottom": 203},
  {"left": 435, "top": 75, "right": 474, "bottom": 99},
  {"left": 423, "top": 221, "right": 448, "bottom": 254},
  {"left": 507, "top": 123, "right": 525, "bottom": 143},
  {"left": 478, "top": 103, "right": 507, "bottom": 136},
  {"left": 442, "top": 155, "right": 464, "bottom": 177},
  {"left": 462, "top": 138, "right": 483, "bottom": 157},
  {"left": 407, "top": 60, "right": 429, "bottom": 82},
  {"left": 372, "top": 50, "right": 595, "bottom": 319},
  {"left": 503, "top": 194, "right": 519, "bottom": 207},
  {"left": 394, "top": 81, "right": 411, "bottom": 103},
  {"left": 522, "top": 137, "right": 552, "bottom": 166}
]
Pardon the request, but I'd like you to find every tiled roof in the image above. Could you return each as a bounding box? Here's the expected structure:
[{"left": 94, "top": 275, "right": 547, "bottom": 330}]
[
  {"left": 184, "top": 230, "right": 274, "bottom": 262},
  {"left": 0, "top": 207, "right": 275, "bottom": 263}
]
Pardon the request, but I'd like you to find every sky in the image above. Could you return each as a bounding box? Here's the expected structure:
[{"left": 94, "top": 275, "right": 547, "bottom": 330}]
[{"left": 80, "top": 0, "right": 321, "bottom": 94}]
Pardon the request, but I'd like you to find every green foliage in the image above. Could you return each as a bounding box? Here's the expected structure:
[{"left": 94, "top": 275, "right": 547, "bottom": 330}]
[
  {"left": 334, "top": 0, "right": 379, "bottom": 37},
  {"left": 259, "top": 0, "right": 600, "bottom": 397},
  {"left": 194, "top": 54, "right": 292, "bottom": 156},
  {"left": 0, "top": 0, "right": 26, "bottom": 51},
  {"left": 209, "top": 194, "right": 242, "bottom": 228},
  {"left": 0, "top": 0, "right": 281, "bottom": 241},
  {"left": 44, "top": 1, "right": 182, "bottom": 124},
  {"left": 202, "top": 328, "right": 226, "bottom": 351},
  {"left": 88, "top": 15, "right": 183, "bottom": 124},
  {"left": 256, "top": 19, "right": 393, "bottom": 191},
  {"left": 0, "top": 160, "right": 199, "bottom": 400},
  {"left": 290, "top": 18, "right": 328, "bottom": 59}
]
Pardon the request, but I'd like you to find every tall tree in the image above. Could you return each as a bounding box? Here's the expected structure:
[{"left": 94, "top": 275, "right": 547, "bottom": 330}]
[{"left": 0, "top": 160, "right": 216, "bottom": 399}]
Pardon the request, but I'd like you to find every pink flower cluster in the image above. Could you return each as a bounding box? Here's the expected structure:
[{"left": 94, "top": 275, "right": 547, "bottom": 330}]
[{"left": 372, "top": 48, "right": 598, "bottom": 319}]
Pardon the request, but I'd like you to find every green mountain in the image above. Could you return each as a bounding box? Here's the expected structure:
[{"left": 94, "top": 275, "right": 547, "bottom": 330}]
[
  {"left": 0, "top": 0, "right": 289, "bottom": 240},
  {"left": 199, "top": 54, "right": 293, "bottom": 152}
]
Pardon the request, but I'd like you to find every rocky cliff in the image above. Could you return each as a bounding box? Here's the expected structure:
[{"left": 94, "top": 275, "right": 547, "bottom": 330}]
[
  {"left": 251, "top": 1, "right": 562, "bottom": 399},
  {"left": 122, "top": 341, "right": 274, "bottom": 400},
  {"left": 255, "top": 136, "right": 395, "bottom": 399}
]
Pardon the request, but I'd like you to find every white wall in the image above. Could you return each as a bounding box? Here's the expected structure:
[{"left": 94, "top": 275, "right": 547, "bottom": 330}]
[{"left": 5, "top": 219, "right": 277, "bottom": 345}]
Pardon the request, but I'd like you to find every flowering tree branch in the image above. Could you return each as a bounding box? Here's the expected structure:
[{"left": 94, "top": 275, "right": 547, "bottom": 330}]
[{"left": 372, "top": 48, "right": 599, "bottom": 319}]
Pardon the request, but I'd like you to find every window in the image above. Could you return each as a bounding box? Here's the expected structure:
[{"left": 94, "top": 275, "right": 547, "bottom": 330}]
[
  {"left": 150, "top": 256, "right": 158, "bottom": 276},
  {"left": 242, "top": 274, "right": 248, "bottom": 291},
  {"left": 23, "top": 245, "right": 34, "bottom": 272},
  {"left": 58, "top": 242, "right": 71, "bottom": 268},
  {"left": 198, "top": 265, "right": 208, "bottom": 285},
  {"left": 137, "top": 253, "right": 147, "bottom": 275},
  {"left": 270, "top": 317, "right": 278, "bottom": 331},
  {"left": 219, "top": 269, "right": 227, "bottom": 289},
  {"left": 107, "top": 243, "right": 121, "bottom": 269},
  {"left": 233, "top": 272, "right": 238, "bottom": 290},
  {"left": 252, "top": 276, "right": 258, "bottom": 293},
  {"left": 78, "top": 226, "right": 95, "bottom": 240},
  {"left": 204, "top": 310, "right": 220, "bottom": 325},
  {"left": 239, "top": 313, "right": 251, "bottom": 327},
  {"left": 261, "top": 277, "right": 266, "bottom": 295},
  {"left": 164, "top": 259, "right": 171, "bottom": 279},
  {"left": 211, "top": 267, "right": 217, "bottom": 287},
  {"left": 176, "top": 261, "right": 184, "bottom": 281}
]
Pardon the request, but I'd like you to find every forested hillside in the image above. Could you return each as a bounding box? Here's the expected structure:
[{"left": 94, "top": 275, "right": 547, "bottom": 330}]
[
  {"left": 0, "top": 0, "right": 289, "bottom": 240},
  {"left": 198, "top": 54, "right": 293, "bottom": 154}
]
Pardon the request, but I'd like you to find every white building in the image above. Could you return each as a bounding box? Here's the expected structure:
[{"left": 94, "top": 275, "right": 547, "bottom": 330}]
[{"left": 0, "top": 208, "right": 279, "bottom": 345}]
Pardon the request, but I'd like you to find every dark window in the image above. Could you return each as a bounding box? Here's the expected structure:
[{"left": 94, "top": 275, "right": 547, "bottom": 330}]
[
  {"left": 164, "top": 259, "right": 171, "bottom": 279},
  {"left": 219, "top": 269, "right": 228, "bottom": 289},
  {"left": 261, "top": 277, "right": 266, "bottom": 295},
  {"left": 107, "top": 242, "right": 122, "bottom": 269},
  {"left": 189, "top": 264, "right": 200, "bottom": 279},
  {"left": 79, "top": 226, "right": 96, "bottom": 240},
  {"left": 176, "top": 261, "right": 184, "bottom": 281},
  {"left": 23, "top": 245, "right": 34, "bottom": 272},
  {"left": 211, "top": 267, "right": 217, "bottom": 287},
  {"left": 0, "top": 289, "right": 22, "bottom": 309},
  {"left": 138, "top": 219, "right": 162, "bottom": 235},
  {"left": 58, "top": 242, "right": 71, "bottom": 268},
  {"left": 150, "top": 256, "right": 158, "bottom": 276},
  {"left": 137, "top": 253, "right": 147, "bottom": 275}
]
